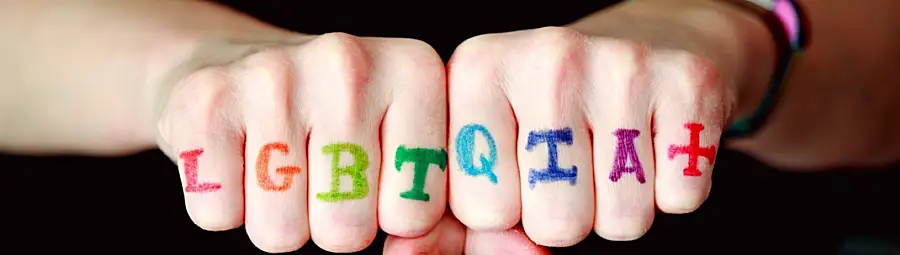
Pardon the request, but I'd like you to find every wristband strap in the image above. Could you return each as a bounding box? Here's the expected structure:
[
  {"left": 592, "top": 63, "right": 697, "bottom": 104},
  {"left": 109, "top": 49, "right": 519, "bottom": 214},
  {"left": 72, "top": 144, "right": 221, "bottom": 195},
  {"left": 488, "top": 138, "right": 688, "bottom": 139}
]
[{"left": 718, "top": 0, "right": 810, "bottom": 139}]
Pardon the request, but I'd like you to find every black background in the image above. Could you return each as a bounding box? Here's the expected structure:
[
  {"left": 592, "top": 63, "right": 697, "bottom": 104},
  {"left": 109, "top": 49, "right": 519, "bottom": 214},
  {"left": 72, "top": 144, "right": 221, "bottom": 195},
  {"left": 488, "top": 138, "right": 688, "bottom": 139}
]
[{"left": 1, "top": 1, "right": 898, "bottom": 254}]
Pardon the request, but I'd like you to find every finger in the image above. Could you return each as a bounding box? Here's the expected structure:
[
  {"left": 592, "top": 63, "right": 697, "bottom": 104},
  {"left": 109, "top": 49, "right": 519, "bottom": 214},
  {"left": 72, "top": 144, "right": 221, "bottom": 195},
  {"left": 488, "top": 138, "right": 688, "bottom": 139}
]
[
  {"left": 302, "top": 33, "right": 381, "bottom": 253},
  {"left": 158, "top": 67, "right": 244, "bottom": 231},
  {"left": 585, "top": 40, "right": 656, "bottom": 241},
  {"left": 509, "top": 27, "right": 595, "bottom": 247},
  {"left": 383, "top": 212, "right": 467, "bottom": 255},
  {"left": 464, "top": 225, "right": 551, "bottom": 255},
  {"left": 448, "top": 34, "right": 521, "bottom": 231},
  {"left": 376, "top": 39, "right": 449, "bottom": 237},
  {"left": 236, "top": 50, "right": 310, "bottom": 253},
  {"left": 651, "top": 52, "right": 728, "bottom": 214}
]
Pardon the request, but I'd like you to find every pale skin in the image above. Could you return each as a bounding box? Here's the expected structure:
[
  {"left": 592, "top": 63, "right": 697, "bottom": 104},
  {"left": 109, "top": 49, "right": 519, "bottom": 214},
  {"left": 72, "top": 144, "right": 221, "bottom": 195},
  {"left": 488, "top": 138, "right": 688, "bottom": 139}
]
[{"left": 0, "top": 0, "right": 897, "bottom": 254}]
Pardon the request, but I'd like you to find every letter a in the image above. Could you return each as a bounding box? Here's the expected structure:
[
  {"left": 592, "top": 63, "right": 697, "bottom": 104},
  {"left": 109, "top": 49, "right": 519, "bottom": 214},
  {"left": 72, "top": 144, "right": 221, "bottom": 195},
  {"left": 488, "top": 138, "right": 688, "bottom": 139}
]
[
  {"left": 316, "top": 143, "right": 370, "bottom": 202},
  {"left": 609, "top": 129, "right": 646, "bottom": 184}
]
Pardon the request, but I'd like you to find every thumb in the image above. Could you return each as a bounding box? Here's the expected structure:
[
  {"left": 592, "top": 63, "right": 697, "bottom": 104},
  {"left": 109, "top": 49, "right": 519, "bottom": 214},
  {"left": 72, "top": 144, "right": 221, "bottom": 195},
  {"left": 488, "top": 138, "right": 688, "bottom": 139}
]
[
  {"left": 465, "top": 225, "right": 551, "bottom": 255},
  {"left": 383, "top": 212, "right": 466, "bottom": 254}
]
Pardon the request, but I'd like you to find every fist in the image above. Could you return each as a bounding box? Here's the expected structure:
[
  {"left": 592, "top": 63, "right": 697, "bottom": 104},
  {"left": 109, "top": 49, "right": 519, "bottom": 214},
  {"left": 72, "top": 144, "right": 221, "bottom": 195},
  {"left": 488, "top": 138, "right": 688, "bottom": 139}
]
[
  {"left": 448, "top": 27, "right": 731, "bottom": 246},
  {"left": 156, "top": 33, "right": 448, "bottom": 253}
]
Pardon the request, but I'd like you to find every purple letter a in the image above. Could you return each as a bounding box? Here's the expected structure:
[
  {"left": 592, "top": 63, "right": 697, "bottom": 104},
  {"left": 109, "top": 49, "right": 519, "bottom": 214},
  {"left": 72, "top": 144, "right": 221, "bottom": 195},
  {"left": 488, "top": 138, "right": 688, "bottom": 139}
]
[{"left": 609, "top": 129, "right": 646, "bottom": 184}]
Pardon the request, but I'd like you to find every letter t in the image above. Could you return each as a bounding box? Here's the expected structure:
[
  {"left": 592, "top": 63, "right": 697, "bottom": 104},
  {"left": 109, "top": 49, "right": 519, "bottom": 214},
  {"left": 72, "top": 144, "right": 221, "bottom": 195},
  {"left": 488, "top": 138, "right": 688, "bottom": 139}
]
[{"left": 395, "top": 145, "right": 448, "bottom": 202}]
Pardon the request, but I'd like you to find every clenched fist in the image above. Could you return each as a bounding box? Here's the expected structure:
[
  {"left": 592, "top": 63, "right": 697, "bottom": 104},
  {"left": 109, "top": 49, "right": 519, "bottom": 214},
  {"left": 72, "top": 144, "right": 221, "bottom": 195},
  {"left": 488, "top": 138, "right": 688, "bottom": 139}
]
[
  {"left": 155, "top": 33, "right": 452, "bottom": 253},
  {"left": 448, "top": 26, "right": 732, "bottom": 246}
]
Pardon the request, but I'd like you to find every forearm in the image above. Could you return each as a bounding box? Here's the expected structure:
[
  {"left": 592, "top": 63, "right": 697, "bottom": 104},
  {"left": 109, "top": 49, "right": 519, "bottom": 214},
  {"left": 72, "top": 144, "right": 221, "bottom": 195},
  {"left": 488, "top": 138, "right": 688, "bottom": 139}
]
[
  {"left": 737, "top": 0, "right": 900, "bottom": 168},
  {"left": 567, "top": 0, "right": 775, "bottom": 126},
  {"left": 0, "top": 1, "right": 306, "bottom": 156},
  {"left": 711, "top": 0, "right": 900, "bottom": 167},
  {"left": 569, "top": 0, "right": 900, "bottom": 168}
]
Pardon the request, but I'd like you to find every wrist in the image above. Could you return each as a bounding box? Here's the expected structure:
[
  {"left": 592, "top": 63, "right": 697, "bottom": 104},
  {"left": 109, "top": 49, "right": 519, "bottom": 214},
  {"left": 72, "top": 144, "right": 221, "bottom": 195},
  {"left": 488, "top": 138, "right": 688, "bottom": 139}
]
[
  {"left": 569, "top": 0, "right": 776, "bottom": 122},
  {"left": 693, "top": 0, "right": 779, "bottom": 123},
  {"left": 145, "top": 28, "right": 311, "bottom": 149}
]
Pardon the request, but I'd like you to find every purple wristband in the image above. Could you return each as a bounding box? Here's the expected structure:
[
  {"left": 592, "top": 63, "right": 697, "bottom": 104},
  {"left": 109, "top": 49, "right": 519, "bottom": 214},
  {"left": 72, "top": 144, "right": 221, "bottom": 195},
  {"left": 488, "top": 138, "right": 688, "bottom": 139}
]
[
  {"left": 719, "top": 0, "right": 809, "bottom": 138},
  {"left": 748, "top": 0, "right": 805, "bottom": 50}
]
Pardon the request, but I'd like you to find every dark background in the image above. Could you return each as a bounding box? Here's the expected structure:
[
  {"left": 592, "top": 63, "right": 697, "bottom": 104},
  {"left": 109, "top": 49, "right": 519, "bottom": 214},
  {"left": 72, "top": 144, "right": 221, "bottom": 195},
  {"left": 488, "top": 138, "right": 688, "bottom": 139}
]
[{"left": 1, "top": 1, "right": 898, "bottom": 254}]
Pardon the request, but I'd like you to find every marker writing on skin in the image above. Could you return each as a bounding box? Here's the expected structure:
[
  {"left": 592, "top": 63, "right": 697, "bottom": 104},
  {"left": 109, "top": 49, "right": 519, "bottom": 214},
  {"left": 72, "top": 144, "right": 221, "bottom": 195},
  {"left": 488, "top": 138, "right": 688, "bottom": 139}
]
[
  {"left": 256, "top": 142, "right": 302, "bottom": 191},
  {"left": 609, "top": 129, "right": 646, "bottom": 184},
  {"left": 526, "top": 127, "right": 578, "bottom": 189},
  {"left": 317, "top": 143, "right": 370, "bottom": 202},
  {"left": 668, "top": 123, "right": 717, "bottom": 177},
  {"left": 455, "top": 124, "right": 499, "bottom": 184},
  {"left": 179, "top": 148, "right": 222, "bottom": 193},
  {"left": 395, "top": 145, "right": 447, "bottom": 201}
]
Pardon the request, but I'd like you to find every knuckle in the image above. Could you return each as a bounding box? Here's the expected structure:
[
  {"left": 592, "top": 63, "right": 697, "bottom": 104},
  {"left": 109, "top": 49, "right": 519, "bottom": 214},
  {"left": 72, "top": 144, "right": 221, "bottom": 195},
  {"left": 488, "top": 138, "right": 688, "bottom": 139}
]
[
  {"left": 512, "top": 26, "right": 588, "bottom": 113},
  {"left": 378, "top": 38, "right": 445, "bottom": 92},
  {"left": 303, "top": 32, "right": 374, "bottom": 127},
  {"left": 593, "top": 38, "right": 647, "bottom": 75},
  {"left": 593, "top": 37, "right": 646, "bottom": 57},
  {"left": 234, "top": 48, "right": 295, "bottom": 119},
  {"left": 524, "top": 26, "right": 586, "bottom": 63},
  {"left": 654, "top": 51, "right": 724, "bottom": 103},
  {"left": 162, "top": 67, "right": 239, "bottom": 139},
  {"left": 386, "top": 37, "right": 439, "bottom": 59},
  {"left": 306, "top": 32, "right": 373, "bottom": 91},
  {"left": 452, "top": 32, "right": 501, "bottom": 64},
  {"left": 448, "top": 33, "right": 504, "bottom": 92},
  {"left": 529, "top": 26, "right": 584, "bottom": 44},
  {"left": 588, "top": 38, "right": 650, "bottom": 98}
]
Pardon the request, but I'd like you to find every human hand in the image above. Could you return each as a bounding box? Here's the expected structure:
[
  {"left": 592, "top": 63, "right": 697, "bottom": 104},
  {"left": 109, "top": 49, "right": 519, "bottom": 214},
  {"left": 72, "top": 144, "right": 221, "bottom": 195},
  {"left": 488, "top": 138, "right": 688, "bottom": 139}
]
[
  {"left": 447, "top": 21, "right": 752, "bottom": 247},
  {"left": 155, "top": 33, "right": 452, "bottom": 253}
]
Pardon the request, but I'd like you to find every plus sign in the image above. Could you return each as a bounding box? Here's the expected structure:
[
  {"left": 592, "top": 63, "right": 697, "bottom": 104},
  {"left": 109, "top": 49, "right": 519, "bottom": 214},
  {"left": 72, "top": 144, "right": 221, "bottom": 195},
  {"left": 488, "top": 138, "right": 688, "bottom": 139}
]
[{"left": 667, "top": 123, "right": 717, "bottom": 177}]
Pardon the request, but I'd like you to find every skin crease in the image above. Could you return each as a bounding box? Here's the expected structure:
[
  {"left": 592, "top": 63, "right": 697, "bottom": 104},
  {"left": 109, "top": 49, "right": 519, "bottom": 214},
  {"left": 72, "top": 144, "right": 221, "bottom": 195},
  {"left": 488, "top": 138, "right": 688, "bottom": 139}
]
[{"left": 0, "top": 0, "right": 898, "bottom": 254}]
